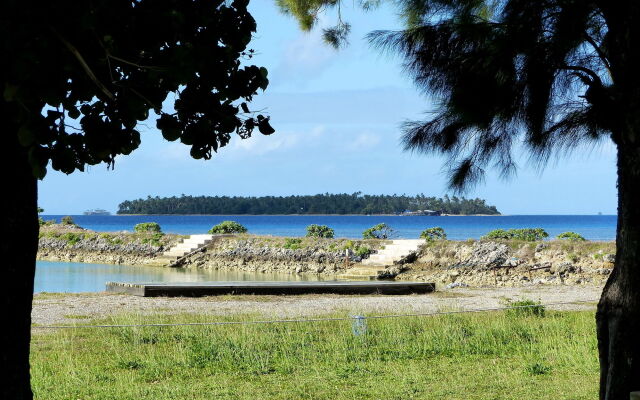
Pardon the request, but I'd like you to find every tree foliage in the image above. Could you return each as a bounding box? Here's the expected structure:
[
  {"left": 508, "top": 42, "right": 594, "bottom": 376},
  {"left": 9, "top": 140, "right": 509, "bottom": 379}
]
[
  {"left": 483, "top": 228, "right": 549, "bottom": 241},
  {"left": 306, "top": 224, "right": 335, "bottom": 238},
  {"left": 4, "top": 0, "right": 272, "bottom": 179},
  {"left": 362, "top": 223, "right": 395, "bottom": 239},
  {"left": 117, "top": 193, "right": 500, "bottom": 215},
  {"left": 208, "top": 221, "right": 248, "bottom": 234},
  {"left": 420, "top": 226, "right": 447, "bottom": 241},
  {"left": 133, "top": 222, "right": 162, "bottom": 233},
  {"left": 557, "top": 231, "right": 587, "bottom": 241}
]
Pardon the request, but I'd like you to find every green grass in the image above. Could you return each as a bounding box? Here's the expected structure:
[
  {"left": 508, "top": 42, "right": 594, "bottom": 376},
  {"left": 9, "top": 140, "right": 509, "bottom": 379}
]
[{"left": 31, "top": 310, "right": 598, "bottom": 399}]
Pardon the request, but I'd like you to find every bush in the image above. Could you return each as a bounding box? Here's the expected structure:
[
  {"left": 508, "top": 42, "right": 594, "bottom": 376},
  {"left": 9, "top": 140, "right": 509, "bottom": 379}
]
[
  {"left": 355, "top": 245, "right": 371, "bottom": 257},
  {"left": 362, "top": 223, "right": 395, "bottom": 239},
  {"left": 420, "top": 227, "right": 447, "bottom": 242},
  {"left": 305, "top": 224, "right": 334, "bottom": 238},
  {"left": 283, "top": 238, "right": 303, "bottom": 250},
  {"left": 61, "top": 216, "right": 76, "bottom": 226},
  {"left": 483, "top": 228, "right": 548, "bottom": 241},
  {"left": 557, "top": 231, "right": 586, "bottom": 241},
  {"left": 208, "top": 221, "right": 247, "bottom": 234},
  {"left": 134, "top": 222, "right": 162, "bottom": 233},
  {"left": 483, "top": 229, "right": 511, "bottom": 240},
  {"left": 141, "top": 232, "right": 164, "bottom": 246},
  {"left": 60, "top": 232, "right": 83, "bottom": 246}
]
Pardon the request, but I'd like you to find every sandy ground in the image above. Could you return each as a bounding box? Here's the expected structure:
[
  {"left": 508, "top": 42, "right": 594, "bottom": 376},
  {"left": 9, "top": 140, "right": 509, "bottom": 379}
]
[{"left": 31, "top": 285, "right": 603, "bottom": 326}]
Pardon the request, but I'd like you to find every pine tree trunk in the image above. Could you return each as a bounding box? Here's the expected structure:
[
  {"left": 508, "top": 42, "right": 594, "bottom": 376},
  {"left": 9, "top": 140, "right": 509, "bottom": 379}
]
[
  {"left": 0, "top": 133, "right": 38, "bottom": 399},
  {"left": 597, "top": 141, "right": 640, "bottom": 399}
]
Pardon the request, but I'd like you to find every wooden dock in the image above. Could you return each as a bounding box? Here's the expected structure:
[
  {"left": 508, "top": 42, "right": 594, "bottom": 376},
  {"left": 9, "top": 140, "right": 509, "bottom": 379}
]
[{"left": 106, "top": 281, "right": 435, "bottom": 297}]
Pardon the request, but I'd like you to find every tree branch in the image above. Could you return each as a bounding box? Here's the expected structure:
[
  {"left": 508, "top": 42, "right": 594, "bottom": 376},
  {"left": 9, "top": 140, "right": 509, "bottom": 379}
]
[
  {"left": 584, "top": 33, "right": 611, "bottom": 70},
  {"left": 51, "top": 27, "right": 115, "bottom": 101}
]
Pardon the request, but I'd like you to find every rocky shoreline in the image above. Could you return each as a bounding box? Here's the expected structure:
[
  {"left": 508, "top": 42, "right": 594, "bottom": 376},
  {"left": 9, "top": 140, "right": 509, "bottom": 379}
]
[
  {"left": 37, "top": 225, "right": 615, "bottom": 288},
  {"left": 400, "top": 240, "right": 615, "bottom": 287}
]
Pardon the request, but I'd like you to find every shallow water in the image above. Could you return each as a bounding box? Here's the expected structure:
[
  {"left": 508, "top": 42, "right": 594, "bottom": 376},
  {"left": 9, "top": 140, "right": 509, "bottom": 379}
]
[
  {"left": 35, "top": 260, "right": 330, "bottom": 293},
  {"left": 42, "top": 214, "right": 617, "bottom": 240}
]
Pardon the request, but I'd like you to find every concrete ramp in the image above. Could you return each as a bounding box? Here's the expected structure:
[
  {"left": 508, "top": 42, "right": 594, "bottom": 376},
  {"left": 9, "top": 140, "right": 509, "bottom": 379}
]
[
  {"left": 160, "top": 234, "right": 214, "bottom": 263},
  {"left": 340, "top": 239, "right": 425, "bottom": 280}
]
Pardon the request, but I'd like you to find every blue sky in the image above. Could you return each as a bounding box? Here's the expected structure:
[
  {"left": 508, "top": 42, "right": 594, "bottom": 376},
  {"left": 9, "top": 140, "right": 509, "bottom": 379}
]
[{"left": 39, "top": 2, "right": 617, "bottom": 215}]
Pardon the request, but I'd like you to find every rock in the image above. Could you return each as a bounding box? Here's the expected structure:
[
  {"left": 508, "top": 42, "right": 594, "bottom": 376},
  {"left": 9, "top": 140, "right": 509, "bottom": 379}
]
[
  {"left": 596, "top": 268, "right": 612, "bottom": 275},
  {"left": 551, "top": 262, "right": 575, "bottom": 275},
  {"left": 456, "top": 241, "right": 510, "bottom": 270},
  {"left": 445, "top": 282, "right": 469, "bottom": 289},
  {"left": 504, "top": 257, "right": 520, "bottom": 267},
  {"left": 603, "top": 254, "right": 616, "bottom": 263},
  {"left": 535, "top": 243, "right": 548, "bottom": 252}
]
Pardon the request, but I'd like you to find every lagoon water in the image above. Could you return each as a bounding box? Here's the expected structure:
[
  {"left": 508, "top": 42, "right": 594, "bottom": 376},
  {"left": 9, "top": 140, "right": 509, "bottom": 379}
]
[
  {"left": 43, "top": 214, "right": 617, "bottom": 240},
  {"left": 34, "top": 260, "right": 329, "bottom": 293}
]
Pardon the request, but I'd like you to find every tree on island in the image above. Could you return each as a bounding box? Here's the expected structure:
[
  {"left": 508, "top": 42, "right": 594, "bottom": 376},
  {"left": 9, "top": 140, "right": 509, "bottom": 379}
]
[
  {"left": 2, "top": 0, "right": 271, "bottom": 398},
  {"left": 279, "top": 1, "right": 640, "bottom": 398}
]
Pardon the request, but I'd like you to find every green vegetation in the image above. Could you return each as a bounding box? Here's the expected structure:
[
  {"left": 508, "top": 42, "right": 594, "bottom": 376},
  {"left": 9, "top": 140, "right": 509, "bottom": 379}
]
[
  {"left": 59, "top": 232, "right": 83, "bottom": 247},
  {"left": 31, "top": 310, "right": 597, "bottom": 399},
  {"left": 505, "top": 299, "right": 546, "bottom": 318},
  {"left": 133, "top": 222, "right": 162, "bottom": 233},
  {"left": 60, "top": 216, "right": 76, "bottom": 226},
  {"left": 208, "top": 221, "right": 248, "bottom": 234},
  {"left": 283, "top": 238, "right": 303, "bottom": 250},
  {"left": 420, "top": 227, "right": 447, "bottom": 242},
  {"left": 362, "top": 223, "right": 395, "bottom": 240},
  {"left": 306, "top": 224, "right": 335, "bottom": 238},
  {"left": 117, "top": 193, "right": 500, "bottom": 215},
  {"left": 141, "top": 233, "right": 165, "bottom": 247},
  {"left": 483, "top": 228, "right": 549, "bottom": 242},
  {"left": 557, "top": 232, "right": 587, "bottom": 241},
  {"left": 338, "top": 240, "right": 373, "bottom": 258}
]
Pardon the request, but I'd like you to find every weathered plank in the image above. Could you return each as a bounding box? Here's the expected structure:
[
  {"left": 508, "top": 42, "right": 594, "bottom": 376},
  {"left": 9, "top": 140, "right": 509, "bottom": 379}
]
[{"left": 106, "top": 281, "right": 436, "bottom": 297}]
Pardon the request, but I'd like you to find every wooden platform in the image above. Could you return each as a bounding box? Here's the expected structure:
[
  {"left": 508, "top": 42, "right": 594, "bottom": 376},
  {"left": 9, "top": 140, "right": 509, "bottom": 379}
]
[{"left": 106, "top": 281, "right": 436, "bottom": 297}]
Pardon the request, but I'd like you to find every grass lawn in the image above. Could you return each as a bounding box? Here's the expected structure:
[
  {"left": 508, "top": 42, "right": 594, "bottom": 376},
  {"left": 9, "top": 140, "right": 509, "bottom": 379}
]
[{"left": 31, "top": 307, "right": 599, "bottom": 399}]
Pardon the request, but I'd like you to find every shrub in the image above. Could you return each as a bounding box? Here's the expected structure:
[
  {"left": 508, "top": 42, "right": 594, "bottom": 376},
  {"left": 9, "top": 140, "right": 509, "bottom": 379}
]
[
  {"left": 60, "top": 232, "right": 83, "bottom": 246},
  {"left": 142, "top": 232, "right": 165, "bottom": 246},
  {"left": 483, "top": 229, "right": 511, "bottom": 240},
  {"left": 362, "top": 223, "right": 395, "bottom": 239},
  {"left": 355, "top": 245, "right": 371, "bottom": 258},
  {"left": 483, "top": 228, "right": 548, "bottom": 241},
  {"left": 305, "top": 224, "right": 335, "bottom": 238},
  {"left": 134, "top": 222, "right": 162, "bottom": 233},
  {"left": 208, "top": 221, "right": 247, "bottom": 234},
  {"left": 283, "top": 238, "right": 303, "bottom": 250},
  {"left": 420, "top": 227, "right": 447, "bottom": 242},
  {"left": 557, "top": 231, "right": 586, "bottom": 241},
  {"left": 61, "top": 215, "right": 76, "bottom": 226}
]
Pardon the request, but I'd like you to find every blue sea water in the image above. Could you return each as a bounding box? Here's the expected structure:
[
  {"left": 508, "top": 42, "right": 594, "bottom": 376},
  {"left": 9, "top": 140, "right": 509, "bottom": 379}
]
[{"left": 42, "top": 214, "right": 617, "bottom": 241}]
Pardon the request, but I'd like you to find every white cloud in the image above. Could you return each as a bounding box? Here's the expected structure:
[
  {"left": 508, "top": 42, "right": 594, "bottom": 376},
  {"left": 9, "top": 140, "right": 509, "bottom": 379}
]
[{"left": 347, "top": 132, "right": 382, "bottom": 150}]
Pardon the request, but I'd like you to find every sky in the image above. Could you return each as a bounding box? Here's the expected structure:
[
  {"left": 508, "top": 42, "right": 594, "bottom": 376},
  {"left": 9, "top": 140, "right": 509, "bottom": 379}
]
[{"left": 38, "top": 2, "right": 617, "bottom": 215}]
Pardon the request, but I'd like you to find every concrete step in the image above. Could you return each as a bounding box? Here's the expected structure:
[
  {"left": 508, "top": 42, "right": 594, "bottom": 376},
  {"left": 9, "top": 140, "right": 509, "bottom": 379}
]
[
  {"left": 358, "top": 239, "right": 425, "bottom": 267},
  {"left": 161, "top": 234, "right": 214, "bottom": 259}
]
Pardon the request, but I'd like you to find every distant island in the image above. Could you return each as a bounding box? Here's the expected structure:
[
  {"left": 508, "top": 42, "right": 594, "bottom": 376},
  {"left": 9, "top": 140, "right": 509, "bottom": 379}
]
[{"left": 117, "top": 193, "right": 500, "bottom": 215}]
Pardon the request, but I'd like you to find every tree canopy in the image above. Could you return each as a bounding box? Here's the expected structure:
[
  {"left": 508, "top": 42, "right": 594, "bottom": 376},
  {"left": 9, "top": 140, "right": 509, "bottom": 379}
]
[{"left": 4, "top": 0, "right": 273, "bottom": 179}]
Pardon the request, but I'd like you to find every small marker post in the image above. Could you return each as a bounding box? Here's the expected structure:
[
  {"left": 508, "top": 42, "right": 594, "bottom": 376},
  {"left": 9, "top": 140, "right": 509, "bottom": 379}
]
[{"left": 351, "top": 315, "right": 367, "bottom": 336}]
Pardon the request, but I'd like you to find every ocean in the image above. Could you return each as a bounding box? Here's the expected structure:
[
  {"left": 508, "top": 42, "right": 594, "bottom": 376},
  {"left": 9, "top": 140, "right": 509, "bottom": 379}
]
[{"left": 42, "top": 214, "right": 617, "bottom": 241}]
